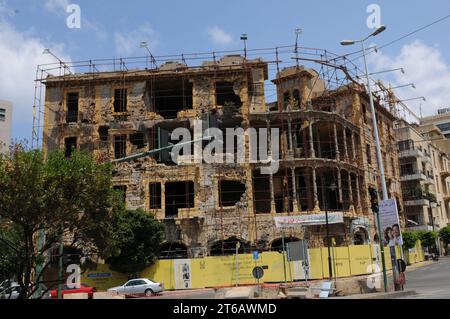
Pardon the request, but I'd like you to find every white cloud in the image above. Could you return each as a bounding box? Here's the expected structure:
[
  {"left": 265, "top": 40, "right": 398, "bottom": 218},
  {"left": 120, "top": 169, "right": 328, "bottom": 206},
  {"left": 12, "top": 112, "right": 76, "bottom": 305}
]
[
  {"left": 369, "top": 40, "right": 450, "bottom": 117},
  {"left": 114, "top": 24, "right": 159, "bottom": 57},
  {"left": 0, "top": 14, "right": 71, "bottom": 138},
  {"left": 44, "top": 0, "right": 70, "bottom": 14},
  {"left": 207, "top": 26, "right": 233, "bottom": 46}
]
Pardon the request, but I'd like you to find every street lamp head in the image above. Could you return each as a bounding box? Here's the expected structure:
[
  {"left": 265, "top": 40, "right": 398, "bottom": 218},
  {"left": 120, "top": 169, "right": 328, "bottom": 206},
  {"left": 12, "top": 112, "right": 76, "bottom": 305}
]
[
  {"left": 140, "top": 41, "right": 148, "bottom": 48},
  {"left": 295, "top": 28, "right": 303, "bottom": 35},
  {"left": 340, "top": 40, "right": 355, "bottom": 46},
  {"left": 43, "top": 48, "right": 50, "bottom": 55},
  {"left": 371, "top": 25, "right": 387, "bottom": 37},
  {"left": 240, "top": 34, "right": 248, "bottom": 41}
]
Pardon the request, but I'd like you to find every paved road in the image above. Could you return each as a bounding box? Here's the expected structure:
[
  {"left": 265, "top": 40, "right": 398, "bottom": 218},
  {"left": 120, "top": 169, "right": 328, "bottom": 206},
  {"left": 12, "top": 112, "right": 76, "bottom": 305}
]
[
  {"left": 146, "top": 257, "right": 450, "bottom": 299},
  {"left": 149, "top": 288, "right": 216, "bottom": 299},
  {"left": 402, "top": 256, "right": 450, "bottom": 299}
]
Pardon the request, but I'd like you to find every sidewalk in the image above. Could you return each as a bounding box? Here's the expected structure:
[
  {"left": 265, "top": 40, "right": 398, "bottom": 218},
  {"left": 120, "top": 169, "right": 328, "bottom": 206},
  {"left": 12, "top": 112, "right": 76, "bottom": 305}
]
[{"left": 330, "top": 290, "right": 417, "bottom": 299}]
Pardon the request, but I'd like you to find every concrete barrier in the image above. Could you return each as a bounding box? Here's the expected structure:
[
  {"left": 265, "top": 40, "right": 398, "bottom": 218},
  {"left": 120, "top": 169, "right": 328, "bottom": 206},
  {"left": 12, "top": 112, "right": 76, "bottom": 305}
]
[
  {"left": 224, "top": 287, "right": 257, "bottom": 299},
  {"left": 93, "top": 292, "right": 125, "bottom": 299},
  {"left": 63, "top": 293, "right": 89, "bottom": 299}
]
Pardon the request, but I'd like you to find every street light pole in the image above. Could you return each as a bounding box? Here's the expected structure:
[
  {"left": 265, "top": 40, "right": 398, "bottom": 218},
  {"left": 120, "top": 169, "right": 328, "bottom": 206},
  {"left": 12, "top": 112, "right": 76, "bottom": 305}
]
[
  {"left": 240, "top": 34, "right": 248, "bottom": 58},
  {"left": 360, "top": 39, "right": 388, "bottom": 200},
  {"left": 325, "top": 208, "right": 333, "bottom": 280},
  {"left": 341, "top": 25, "right": 390, "bottom": 292}
]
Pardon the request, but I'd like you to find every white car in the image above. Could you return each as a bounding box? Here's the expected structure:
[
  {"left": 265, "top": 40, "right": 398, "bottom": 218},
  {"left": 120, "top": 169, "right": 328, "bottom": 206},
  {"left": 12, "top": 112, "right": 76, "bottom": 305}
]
[
  {"left": 107, "top": 278, "right": 164, "bottom": 297},
  {"left": 0, "top": 284, "right": 21, "bottom": 299}
]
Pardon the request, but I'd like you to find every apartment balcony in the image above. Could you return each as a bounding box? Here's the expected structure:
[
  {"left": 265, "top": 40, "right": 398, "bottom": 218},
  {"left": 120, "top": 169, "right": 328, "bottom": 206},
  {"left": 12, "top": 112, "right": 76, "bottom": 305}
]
[
  {"left": 400, "top": 172, "right": 428, "bottom": 182},
  {"left": 444, "top": 194, "right": 450, "bottom": 202},
  {"left": 440, "top": 170, "right": 450, "bottom": 178},
  {"left": 403, "top": 198, "right": 430, "bottom": 207},
  {"left": 406, "top": 224, "right": 434, "bottom": 231},
  {"left": 398, "top": 148, "right": 424, "bottom": 159}
]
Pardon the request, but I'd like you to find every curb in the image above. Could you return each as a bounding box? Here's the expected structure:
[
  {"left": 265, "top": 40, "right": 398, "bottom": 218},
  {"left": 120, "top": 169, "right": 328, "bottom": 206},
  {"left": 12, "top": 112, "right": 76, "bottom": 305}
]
[{"left": 331, "top": 290, "right": 417, "bottom": 299}]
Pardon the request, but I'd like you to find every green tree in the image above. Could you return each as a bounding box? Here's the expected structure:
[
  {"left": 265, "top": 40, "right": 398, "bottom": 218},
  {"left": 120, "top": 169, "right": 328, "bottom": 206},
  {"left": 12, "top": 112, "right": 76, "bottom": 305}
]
[
  {"left": 0, "top": 145, "right": 122, "bottom": 298},
  {"left": 401, "top": 231, "right": 418, "bottom": 250},
  {"left": 106, "top": 209, "right": 165, "bottom": 275},
  {"left": 439, "top": 226, "right": 450, "bottom": 254},
  {"left": 416, "top": 230, "right": 437, "bottom": 249}
]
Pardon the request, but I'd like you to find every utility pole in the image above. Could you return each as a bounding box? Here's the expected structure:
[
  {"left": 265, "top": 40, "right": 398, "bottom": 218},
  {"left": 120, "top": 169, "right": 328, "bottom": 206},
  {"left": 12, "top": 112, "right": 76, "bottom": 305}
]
[
  {"left": 57, "top": 223, "right": 64, "bottom": 300},
  {"left": 240, "top": 34, "right": 248, "bottom": 58},
  {"left": 341, "top": 25, "right": 390, "bottom": 292}
]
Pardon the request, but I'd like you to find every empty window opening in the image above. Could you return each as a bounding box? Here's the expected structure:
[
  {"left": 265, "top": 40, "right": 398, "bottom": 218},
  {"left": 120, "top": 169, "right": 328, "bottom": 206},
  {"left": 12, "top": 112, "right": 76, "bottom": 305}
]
[
  {"left": 114, "top": 88, "right": 127, "bottom": 112},
  {"left": 270, "top": 237, "right": 300, "bottom": 252},
  {"left": 292, "top": 89, "right": 301, "bottom": 109},
  {"left": 153, "top": 78, "right": 193, "bottom": 119},
  {"left": 64, "top": 137, "right": 77, "bottom": 158},
  {"left": 253, "top": 170, "right": 271, "bottom": 214},
  {"left": 282, "top": 91, "right": 290, "bottom": 110},
  {"left": 317, "top": 170, "right": 340, "bottom": 210},
  {"left": 216, "top": 81, "right": 242, "bottom": 110},
  {"left": 366, "top": 144, "right": 372, "bottom": 165},
  {"left": 159, "top": 242, "right": 188, "bottom": 259},
  {"left": 130, "top": 132, "right": 146, "bottom": 149},
  {"left": 362, "top": 104, "right": 367, "bottom": 124},
  {"left": 113, "top": 185, "right": 127, "bottom": 204},
  {"left": 219, "top": 180, "right": 246, "bottom": 207},
  {"left": 99, "top": 126, "right": 109, "bottom": 141},
  {"left": 210, "top": 237, "right": 250, "bottom": 256},
  {"left": 66, "top": 92, "right": 79, "bottom": 123},
  {"left": 149, "top": 182, "right": 162, "bottom": 209},
  {"left": 273, "top": 172, "right": 293, "bottom": 213},
  {"left": 165, "top": 181, "right": 194, "bottom": 218},
  {"left": 114, "top": 135, "right": 126, "bottom": 159}
]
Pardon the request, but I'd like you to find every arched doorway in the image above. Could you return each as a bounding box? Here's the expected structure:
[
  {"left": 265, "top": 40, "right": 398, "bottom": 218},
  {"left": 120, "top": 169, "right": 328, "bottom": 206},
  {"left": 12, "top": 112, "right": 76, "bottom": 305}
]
[
  {"left": 270, "top": 237, "right": 300, "bottom": 252},
  {"left": 209, "top": 237, "right": 250, "bottom": 256},
  {"left": 353, "top": 227, "right": 369, "bottom": 245},
  {"left": 159, "top": 242, "right": 188, "bottom": 259}
]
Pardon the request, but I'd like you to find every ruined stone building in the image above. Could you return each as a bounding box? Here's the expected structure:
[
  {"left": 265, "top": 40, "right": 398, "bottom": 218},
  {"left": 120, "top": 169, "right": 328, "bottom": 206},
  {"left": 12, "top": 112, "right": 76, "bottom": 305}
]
[{"left": 42, "top": 54, "right": 403, "bottom": 258}]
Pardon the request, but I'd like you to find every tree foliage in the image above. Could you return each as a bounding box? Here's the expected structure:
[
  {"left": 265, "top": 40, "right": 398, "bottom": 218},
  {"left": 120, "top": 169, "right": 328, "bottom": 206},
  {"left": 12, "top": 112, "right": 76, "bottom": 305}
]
[
  {"left": 0, "top": 145, "right": 122, "bottom": 298},
  {"left": 439, "top": 227, "right": 450, "bottom": 246},
  {"left": 106, "top": 209, "right": 165, "bottom": 275},
  {"left": 416, "top": 230, "right": 437, "bottom": 249},
  {"left": 401, "top": 231, "right": 418, "bottom": 250}
]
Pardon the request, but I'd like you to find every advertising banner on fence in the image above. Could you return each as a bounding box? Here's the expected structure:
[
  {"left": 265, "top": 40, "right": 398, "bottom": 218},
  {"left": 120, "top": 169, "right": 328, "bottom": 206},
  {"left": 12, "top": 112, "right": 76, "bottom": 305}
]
[
  {"left": 379, "top": 199, "right": 402, "bottom": 247},
  {"left": 274, "top": 212, "right": 344, "bottom": 228},
  {"left": 174, "top": 259, "right": 192, "bottom": 290}
]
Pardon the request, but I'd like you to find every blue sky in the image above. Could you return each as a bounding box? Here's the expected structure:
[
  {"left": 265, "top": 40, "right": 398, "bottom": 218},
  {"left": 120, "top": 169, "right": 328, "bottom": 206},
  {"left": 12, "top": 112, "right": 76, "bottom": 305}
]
[{"left": 1, "top": 0, "right": 450, "bottom": 141}]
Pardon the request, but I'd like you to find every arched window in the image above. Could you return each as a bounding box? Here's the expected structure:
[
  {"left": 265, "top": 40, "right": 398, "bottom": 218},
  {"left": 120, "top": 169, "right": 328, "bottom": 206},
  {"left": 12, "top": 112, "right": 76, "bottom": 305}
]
[
  {"left": 270, "top": 237, "right": 300, "bottom": 252},
  {"left": 159, "top": 242, "right": 188, "bottom": 259},
  {"left": 210, "top": 237, "right": 250, "bottom": 256}
]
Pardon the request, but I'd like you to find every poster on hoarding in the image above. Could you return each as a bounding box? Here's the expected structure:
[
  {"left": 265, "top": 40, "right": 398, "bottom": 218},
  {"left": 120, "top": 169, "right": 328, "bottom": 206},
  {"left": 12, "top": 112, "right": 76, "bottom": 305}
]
[
  {"left": 174, "top": 259, "right": 192, "bottom": 290},
  {"left": 274, "top": 212, "right": 344, "bottom": 228},
  {"left": 379, "top": 199, "right": 403, "bottom": 247}
]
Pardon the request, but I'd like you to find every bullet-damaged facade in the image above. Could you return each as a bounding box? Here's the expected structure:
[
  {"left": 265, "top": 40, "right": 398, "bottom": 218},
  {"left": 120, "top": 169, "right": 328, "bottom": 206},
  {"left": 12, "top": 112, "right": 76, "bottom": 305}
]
[{"left": 42, "top": 56, "right": 403, "bottom": 258}]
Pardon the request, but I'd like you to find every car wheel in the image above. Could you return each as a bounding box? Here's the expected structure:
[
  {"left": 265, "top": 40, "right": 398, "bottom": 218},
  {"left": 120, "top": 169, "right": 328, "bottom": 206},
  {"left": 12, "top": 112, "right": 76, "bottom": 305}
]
[{"left": 144, "top": 289, "right": 154, "bottom": 297}]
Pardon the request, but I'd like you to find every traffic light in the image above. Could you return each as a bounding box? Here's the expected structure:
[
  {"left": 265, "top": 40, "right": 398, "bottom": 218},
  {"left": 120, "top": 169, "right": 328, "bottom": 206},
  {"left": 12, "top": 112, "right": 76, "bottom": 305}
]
[{"left": 368, "top": 187, "right": 379, "bottom": 213}]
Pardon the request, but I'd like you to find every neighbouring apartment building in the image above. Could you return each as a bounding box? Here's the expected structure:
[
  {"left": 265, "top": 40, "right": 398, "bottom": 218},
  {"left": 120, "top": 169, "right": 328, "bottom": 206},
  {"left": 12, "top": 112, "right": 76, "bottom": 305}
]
[
  {"left": 395, "top": 121, "right": 450, "bottom": 233},
  {"left": 0, "top": 100, "right": 12, "bottom": 154},
  {"left": 421, "top": 108, "right": 450, "bottom": 139},
  {"left": 42, "top": 55, "right": 403, "bottom": 258}
]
